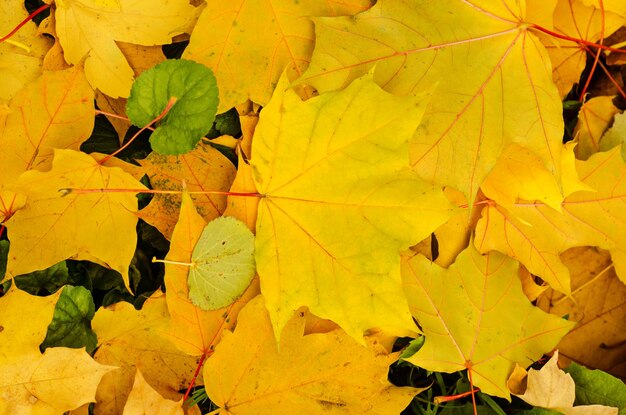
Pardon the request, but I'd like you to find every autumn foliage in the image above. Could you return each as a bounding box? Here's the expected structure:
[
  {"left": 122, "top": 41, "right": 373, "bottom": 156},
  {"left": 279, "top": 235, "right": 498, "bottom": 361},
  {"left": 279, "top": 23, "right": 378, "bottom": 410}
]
[{"left": 0, "top": 0, "right": 626, "bottom": 414}]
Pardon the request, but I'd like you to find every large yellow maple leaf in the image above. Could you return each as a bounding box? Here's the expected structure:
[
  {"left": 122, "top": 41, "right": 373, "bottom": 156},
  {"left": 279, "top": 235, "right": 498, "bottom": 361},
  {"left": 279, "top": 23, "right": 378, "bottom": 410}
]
[
  {"left": 475, "top": 146, "right": 626, "bottom": 294},
  {"left": 53, "top": 0, "right": 199, "bottom": 98},
  {"left": 401, "top": 246, "right": 574, "bottom": 399},
  {"left": 183, "top": 0, "right": 372, "bottom": 112},
  {"left": 297, "top": 0, "right": 564, "bottom": 204},
  {"left": 252, "top": 73, "right": 457, "bottom": 342},
  {"left": 0, "top": 286, "right": 114, "bottom": 414},
  {"left": 203, "top": 295, "right": 421, "bottom": 414},
  {"left": 0, "top": 66, "right": 94, "bottom": 186},
  {"left": 4, "top": 149, "right": 145, "bottom": 287}
]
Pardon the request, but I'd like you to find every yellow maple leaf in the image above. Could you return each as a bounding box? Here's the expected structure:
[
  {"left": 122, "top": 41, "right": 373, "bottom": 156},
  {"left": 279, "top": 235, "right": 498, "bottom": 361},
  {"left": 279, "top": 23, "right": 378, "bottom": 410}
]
[
  {"left": 475, "top": 146, "right": 626, "bottom": 294},
  {"left": 0, "top": 66, "right": 94, "bottom": 186},
  {"left": 297, "top": 0, "right": 565, "bottom": 204},
  {"left": 203, "top": 295, "right": 422, "bottom": 414},
  {"left": 0, "top": 286, "right": 114, "bottom": 414},
  {"left": 122, "top": 369, "right": 186, "bottom": 415},
  {"left": 480, "top": 142, "right": 590, "bottom": 211},
  {"left": 160, "top": 191, "right": 260, "bottom": 356},
  {"left": 92, "top": 295, "right": 200, "bottom": 415},
  {"left": 53, "top": 0, "right": 199, "bottom": 98},
  {"left": 4, "top": 149, "right": 145, "bottom": 288},
  {"left": 138, "top": 142, "right": 236, "bottom": 239},
  {"left": 508, "top": 351, "right": 618, "bottom": 414},
  {"left": 401, "top": 245, "right": 574, "bottom": 399},
  {"left": 0, "top": 0, "right": 52, "bottom": 102},
  {"left": 537, "top": 247, "right": 626, "bottom": 380},
  {"left": 252, "top": 72, "right": 457, "bottom": 342},
  {"left": 183, "top": 0, "right": 372, "bottom": 112}
]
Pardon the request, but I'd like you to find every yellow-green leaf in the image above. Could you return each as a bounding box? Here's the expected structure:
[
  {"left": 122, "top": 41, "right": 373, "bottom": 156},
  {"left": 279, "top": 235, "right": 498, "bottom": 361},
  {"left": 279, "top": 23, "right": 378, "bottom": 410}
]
[{"left": 401, "top": 246, "right": 574, "bottom": 399}]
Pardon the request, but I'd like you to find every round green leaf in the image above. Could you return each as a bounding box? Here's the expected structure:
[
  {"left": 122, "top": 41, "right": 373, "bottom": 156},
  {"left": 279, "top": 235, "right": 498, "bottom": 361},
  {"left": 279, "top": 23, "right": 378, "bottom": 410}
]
[
  {"left": 188, "top": 216, "right": 256, "bottom": 310},
  {"left": 126, "top": 59, "right": 219, "bottom": 155}
]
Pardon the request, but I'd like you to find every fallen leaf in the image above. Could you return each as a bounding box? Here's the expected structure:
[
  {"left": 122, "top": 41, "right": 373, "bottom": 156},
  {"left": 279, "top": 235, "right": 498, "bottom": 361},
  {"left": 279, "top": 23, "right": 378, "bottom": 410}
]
[
  {"left": 401, "top": 245, "right": 574, "bottom": 399},
  {"left": 0, "top": 66, "right": 94, "bottom": 186},
  {"left": 537, "top": 247, "right": 626, "bottom": 380},
  {"left": 203, "top": 295, "right": 422, "bottom": 414},
  {"left": 92, "top": 295, "right": 200, "bottom": 415},
  {"left": 508, "top": 352, "right": 618, "bottom": 414},
  {"left": 139, "top": 141, "right": 235, "bottom": 239},
  {"left": 0, "top": 286, "right": 114, "bottom": 414},
  {"left": 5, "top": 149, "right": 145, "bottom": 288},
  {"left": 183, "top": 0, "right": 372, "bottom": 111},
  {"left": 298, "top": 0, "right": 564, "bottom": 203},
  {"left": 0, "top": 0, "right": 52, "bottom": 102},
  {"left": 574, "top": 96, "right": 621, "bottom": 160},
  {"left": 160, "top": 192, "right": 259, "bottom": 356},
  {"left": 54, "top": 0, "right": 199, "bottom": 97},
  {"left": 475, "top": 146, "right": 626, "bottom": 294},
  {"left": 122, "top": 369, "right": 185, "bottom": 415},
  {"left": 252, "top": 72, "right": 456, "bottom": 342},
  {"left": 565, "top": 361, "right": 626, "bottom": 414},
  {"left": 537, "top": 0, "right": 624, "bottom": 98},
  {"left": 480, "top": 142, "right": 589, "bottom": 211},
  {"left": 187, "top": 216, "right": 256, "bottom": 311},
  {"left": 126, "top": 59, "right": 219, "bottom": 154}
]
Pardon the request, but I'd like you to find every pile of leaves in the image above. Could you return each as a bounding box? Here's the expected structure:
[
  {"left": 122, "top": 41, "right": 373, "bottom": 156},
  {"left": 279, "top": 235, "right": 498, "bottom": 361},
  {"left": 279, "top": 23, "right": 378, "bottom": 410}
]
[{"left": 1, "top": 0, "right": 626, "bottom": 414}]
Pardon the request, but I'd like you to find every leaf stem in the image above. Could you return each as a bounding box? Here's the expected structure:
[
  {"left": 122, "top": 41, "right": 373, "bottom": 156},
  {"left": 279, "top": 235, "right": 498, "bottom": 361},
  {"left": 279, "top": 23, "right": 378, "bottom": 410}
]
[
  {"left": 99, "top": 96, "right": 177, "bottom": 164},
  {"left": 0, "top": 4, "right": 50, "bottom": 43},
  {"left": 434, "top": 387, "right": 480, "bottom": 404},
  {"left": 59, "top": 187, "right": 262, "bottom": 198},
  {"left": 95, "top": 109, "right": 156, "bottom": 131},
  {"left": 530, "top": 23, "right": 626, "bottom": 54},
  {"left": 152, "top": 257, "right": 195, "bottom": 267},
  {"left": 184, "top": 350, "right": 211, "bottom": 403},
  {"left": 579, "top": 0, "right": 605, "bottom": 100},
  {"left": 468, "top": 368, "right": 478, "bottom": 415}
]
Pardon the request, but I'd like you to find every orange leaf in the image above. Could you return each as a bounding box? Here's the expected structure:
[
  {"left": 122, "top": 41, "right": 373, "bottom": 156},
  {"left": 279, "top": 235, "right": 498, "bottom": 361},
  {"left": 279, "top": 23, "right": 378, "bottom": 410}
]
[{"left": 138, "top": 142, "right": 236, "bottom": 239}]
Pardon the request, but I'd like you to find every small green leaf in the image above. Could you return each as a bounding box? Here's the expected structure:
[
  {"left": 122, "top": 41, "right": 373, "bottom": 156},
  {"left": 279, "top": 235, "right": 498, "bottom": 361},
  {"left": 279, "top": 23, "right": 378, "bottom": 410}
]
[
  {"left": 399, "top": 336, "right": 425, "bottom": 360},
  {"left": 126, "top": 59, "right": 219, "bottom": 155},
  {"left": 14, "top": 261, "right": 69, "bottom": 295},
  {"left": 0, "top": 240, "right": 8, "bottom": 279},
  {"left": 565, "top": 363, "right": 626, "bottom": 415},
  {"left": 188, "top": 216, "right": 255, "bottom": 310},
  {"left": 41, "top": 285, "right": 97, "bottom": 353}
]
